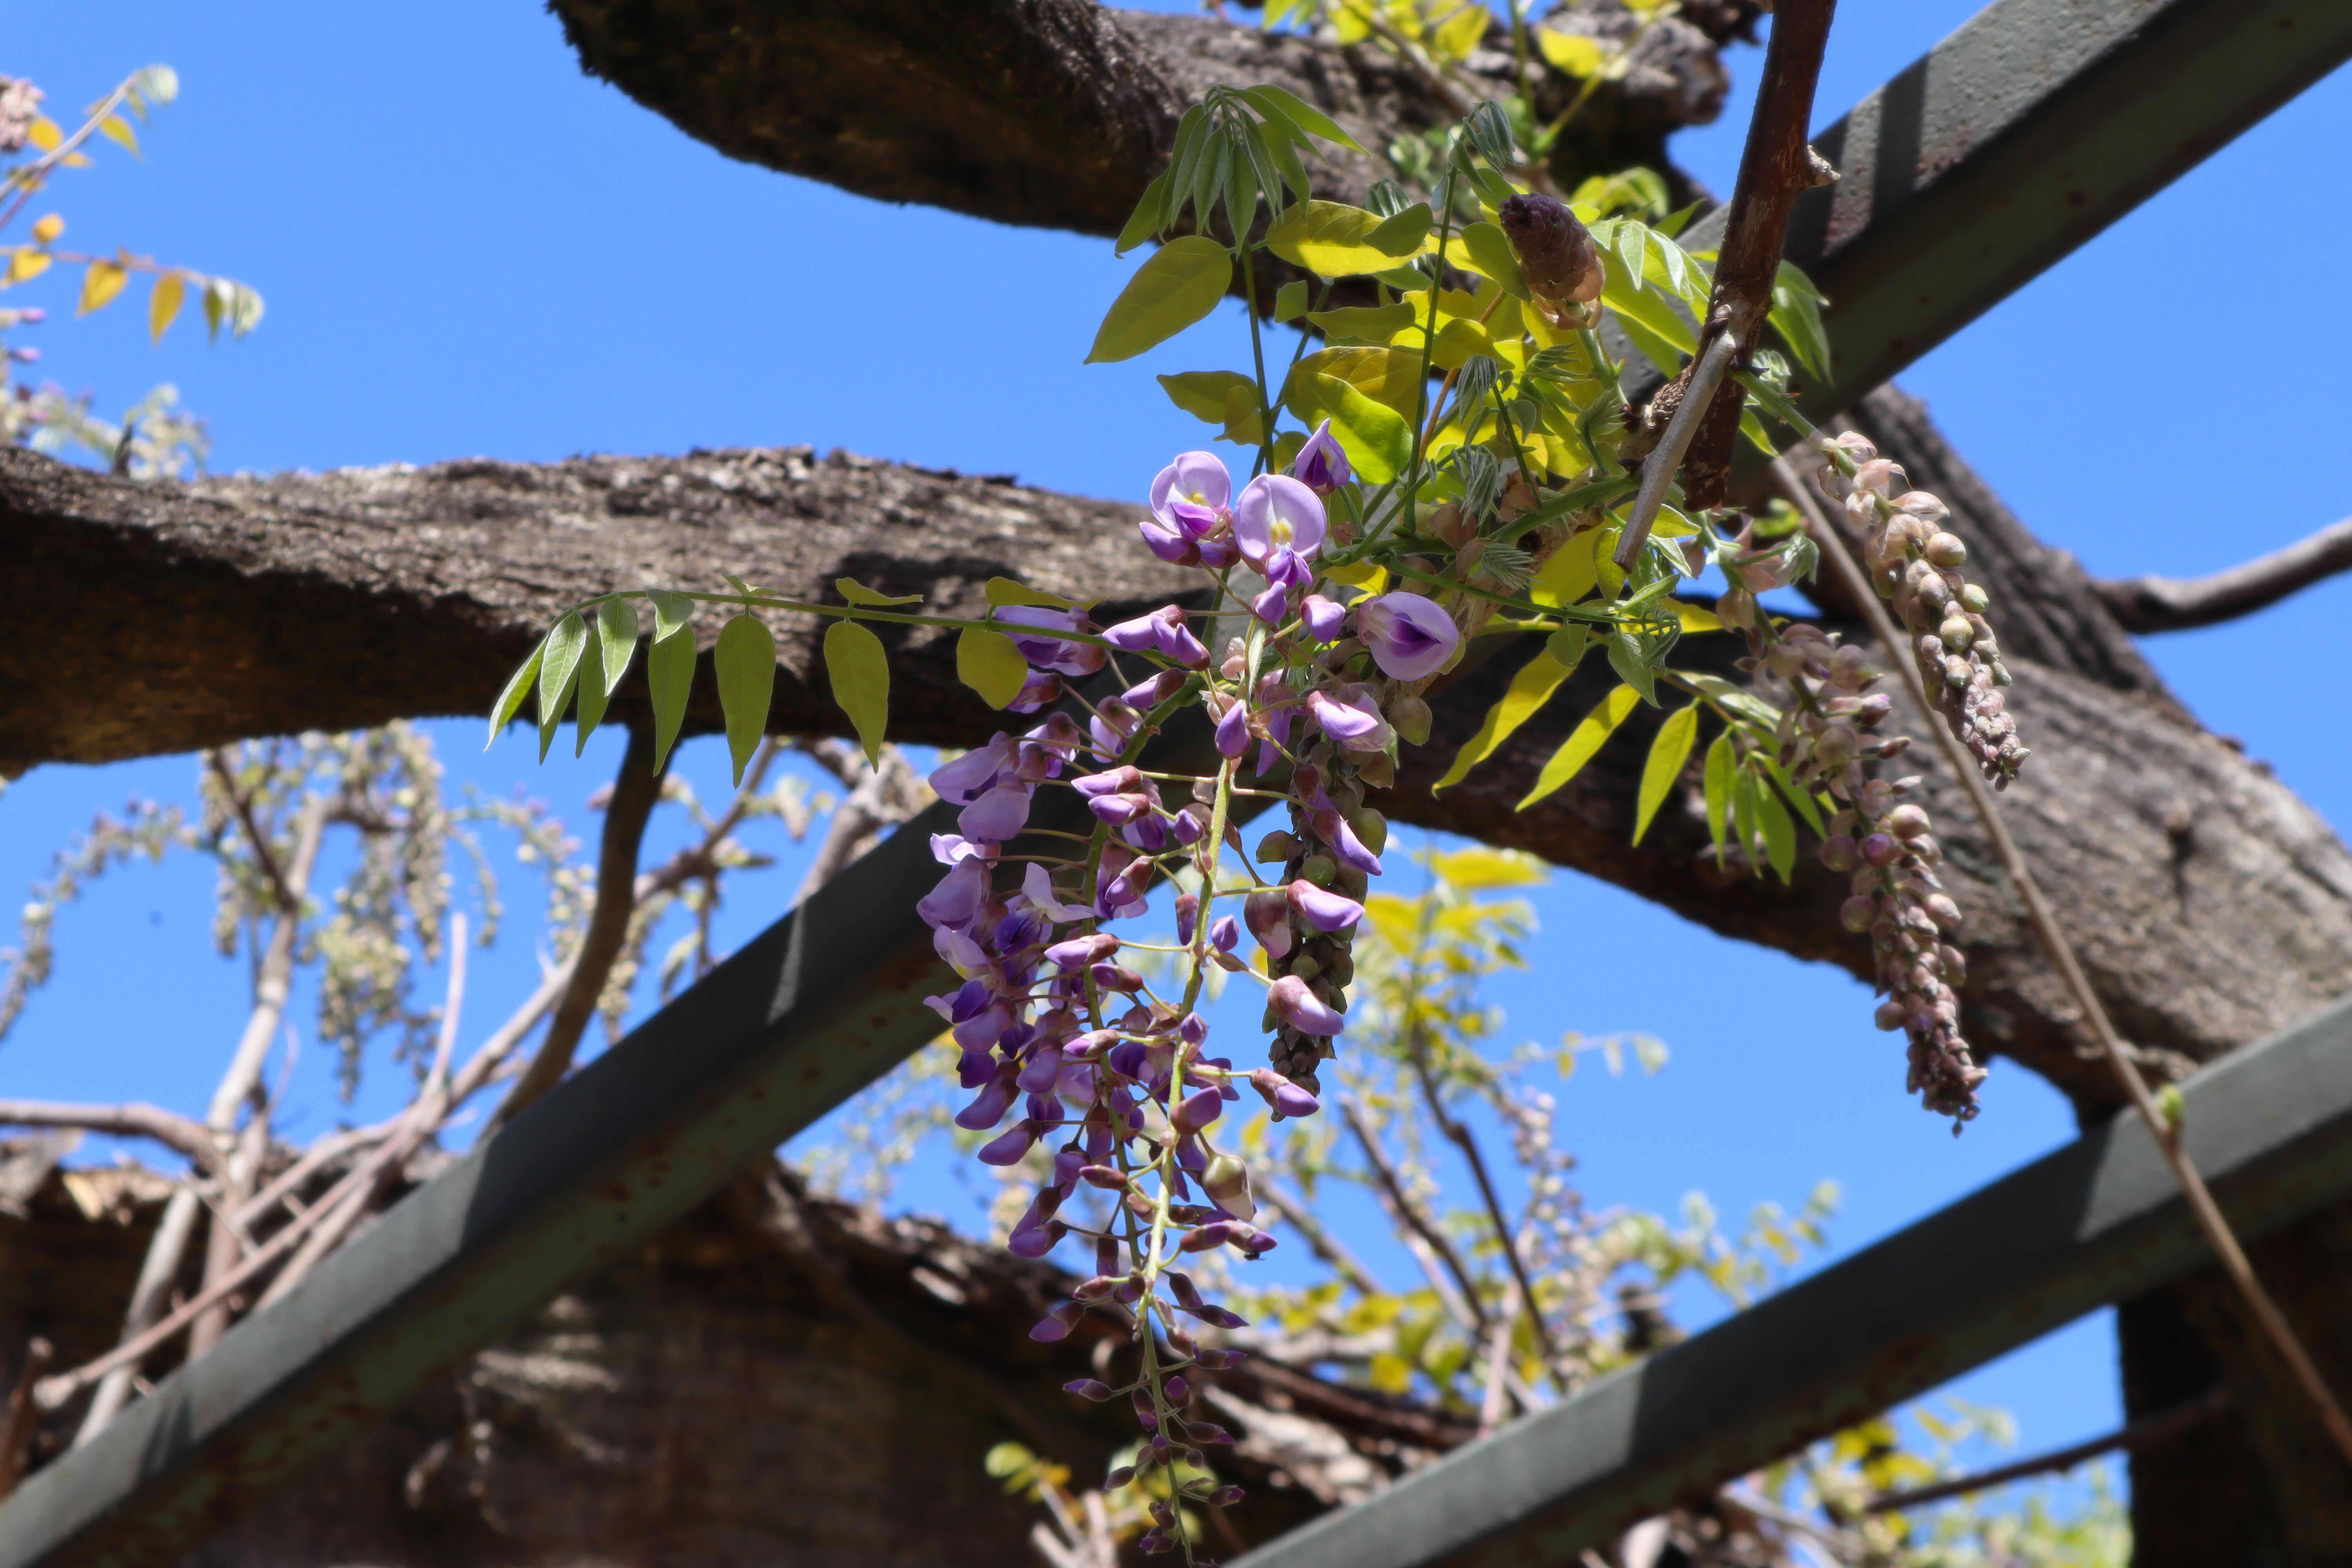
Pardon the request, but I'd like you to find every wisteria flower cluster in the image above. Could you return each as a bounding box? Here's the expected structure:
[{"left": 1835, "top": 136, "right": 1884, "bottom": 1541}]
[{"left": 914, "top": 432, "right": 1461, "bottom": 1549}]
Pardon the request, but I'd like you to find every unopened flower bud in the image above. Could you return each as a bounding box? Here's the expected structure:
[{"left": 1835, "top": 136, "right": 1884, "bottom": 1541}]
[
  {"left": 1498, "top": 193, "right": 1605, "bottom": 304},
  {"left": 1841, "top": 896, "right": 1878, "bottom": 933},
  {"left": 1390, "top": 693, "right": 1432, "bottom": 746},
  {"left": 1887, "top": 804, "right": 1931, "bottom": 840},
  {"left": 1938, "top": 615, "right": 1973, "bottom": 651},
  {"left": 1925, "top": 532, "right": 1968, "bottom": 568},
  {"left": 1256, "top": 829, "right": 1300, "bottom": 864},
  {"left": 1820, "top": 835, "right": 1858, "bottom": 871}
]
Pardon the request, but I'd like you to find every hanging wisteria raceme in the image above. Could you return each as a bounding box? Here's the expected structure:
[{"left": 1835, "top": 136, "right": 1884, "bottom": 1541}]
[{"left": 915, "top": 430, "right": 1455, "bottom": 1557}]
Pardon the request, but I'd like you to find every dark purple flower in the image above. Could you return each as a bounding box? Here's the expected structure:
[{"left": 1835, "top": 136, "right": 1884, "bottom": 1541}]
[
  {"left": 1029, "top": 1300, "right": 1084, "bottom": 1341},
  {"left": 1171, "top": 1087, "right": 1224, "bottom": 1133},
  {"left": 1210, "top": 916, "right": 1239, "bottom": 953},
  {"left": 1006, "top": 670, "right": 1062, "bottom": 713},
  {"left": 1291, "top": 419, "right": 1352, "bottom": 495},
  {"left": 979, "top": 1120, "right": 1042, "bottom": 1165},
  {"left": 1251, "top": 579, "right": 1290, "bottom": 626},
  {"left": 955, "top": 1073, "right": 1018, "bottom": 1130},
  {"left": 917, "top": 857, "right": 987, "bottom": 930},
  {"left": 1356, "top": 592, "right": 1459, "bottom": 681},
  {"left": 959, "top": 781, "right": 1034, "bottom": 840},
  {"left": 1017, "top": 1041, "right": 1065, "bottom": 1094},
  {"left": 1213, "top": 697, "right": 1250, "bottom": 759},
  {"left": 1312, "top": 806, "right": 1384, "bottom": 875},
  {"left": 929, "top": 734, "right": 1016, "bottom": 804}
]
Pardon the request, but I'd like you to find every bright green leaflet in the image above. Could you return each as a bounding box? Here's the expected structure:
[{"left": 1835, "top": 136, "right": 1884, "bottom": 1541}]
[
  {"left": 1296, "top": 372, "right": 1412, "bottom": 482},
  {"left": 1755, "top": 781, "right": 1797, "bottom": 882},
  {"left": 573, "top": 619, "right": 612, "bottom": 756},
  {"left": 535, "top": 610, "right": 587, "bottom": 764},
  {"left": 958, "top": 626, "right": 1031, "bottom": 710},
  {"left": 1434, "top": 648, "right": 1573, "bottom": 791},
  {"left": 1085, "top": 237, "right": 1233, "bottom": 364},
  {"left": 1702, "top": 731, "right": 1735, "bottom": 865},
  {"left": 1632, "top": 702, "right": 1699, "bottom": 845},
  {"left": 713, "top": 612, "right": 778, "bottom": 785},
  {"left": 1516, "top": 684, "right": 1641, "bottom": 810},
  {"left": 824, "top": 619, "right": 891, "bottom": 767},
  {"left": 486, "top": 637, "right": 544, "bottom": 749},
  {"left": 646, "top": 626, "right": 695, "bottom": 773}
]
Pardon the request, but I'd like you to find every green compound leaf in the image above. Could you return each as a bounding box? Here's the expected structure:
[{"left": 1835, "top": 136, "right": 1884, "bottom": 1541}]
[
  {"left": 1435, "top": 646, "right": 1573, "bottom": 791},
  {"left": 648, "top": 589, "right": 695, "bottom": 642},
  {"left": 1236, "top": 84, "right": 1367, "bottom": 154},
  {"left": 1267, "top": 201, "right": 1412, "bottom": 278},
  {"left": 1117, "top": 165, "right": 1171, "bottom": 256},
  {"left": 595, "top": 597, "right": 641, "bottom": 696},
  {"left": 1516, "top": 684, "right": 1640, "bottom": 811},
  {"left": 713, "top": 612, "right": 778, "bottom": 786},
  {"left": 1632, "top": 701, "right": 1699, "bottom": 846},
  {"left": 536, "top": 610, "right": 588, "bottom": 764},
  {"left": 958, "top": 626, "right": 1031, "bottom": 710},
  {"left": 646, "top": 623, "right": 695, "bottom": 774},
  {"left": 1086, "top": 236, "right": 1233, "bottom": 364},
  {"left": 487, "top": 635, "right": 545, "bottom": 750},
  {"left": 1273, "top": 279, "right": 1312, "bottom": 323},
  {"left": 1365, "top": 202, "right": 1433, "bottom": 257},
  {"left": 824, "top": 619, "right": 891, "bottom": 768}
]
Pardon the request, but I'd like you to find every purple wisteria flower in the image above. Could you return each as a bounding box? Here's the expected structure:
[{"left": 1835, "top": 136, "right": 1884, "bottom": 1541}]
[
  {"left": 1356, "top": 591, "right": 1460, "bottom": 681},
  {"left": 996, "top": 605, "right": 1106, "bottom": 677},
  {"left": 1232, "top": 474, "right": 1326, "bottom": 586},
  {"left": 1291, "top": 419, "right": 1351, "bottom": 495}
]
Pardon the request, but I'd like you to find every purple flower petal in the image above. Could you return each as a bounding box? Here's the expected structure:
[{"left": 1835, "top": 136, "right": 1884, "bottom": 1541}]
[
  {"left": 1299, "top": 593, "right": 1347, "bottom": 643},
  {"left": 1291, "top": 419, "right": 1352, "bottom": 494},
  {"left": 1150, "top": 451, "right": 1231, "bottom": 527},
  {"left": 1356, "top": 592, "right": 1460, "bottom": 681},
  {"left": 1268, "top": 975, "right": 1345, "bottom": 1036},
  {"left": 1232, "top": 474, "right": 1327, "bottom": 574},
  {"left": 1287, "top": 880, "right": 1365, "bottom": 934}
]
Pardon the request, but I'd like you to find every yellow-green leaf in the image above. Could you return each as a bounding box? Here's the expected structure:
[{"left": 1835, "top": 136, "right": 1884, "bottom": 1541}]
[
  {"left": 486, "top": 637, "right": 545, "bottom": 749},
  {"left": 1676, "top": 602, "right": 1722, "bottom": 634},
  {"left": 1308, "top": 302, "right": 1416, "bottom": 343},
  {"left": 97, "top": 115, "right": 141, "bottom": 157},
  {"left": 1273, "top": 279, "right": 1311, "bottom": 323},
  {"left": 957, "top": 626, "right": 1030, "bottom": 710},
  {"left": 1632, "top": 702, "right": 1699, "bottom": 845},
  {"left": 1431, "top": 1, "right": 1489, "bottom": 61},
  {"left": 536, "top": 610, "right": 588, "bottom": 763},
  {"left": 76, "top": 260, "right": 129, "bottom": 316},
  {"left": 1702, "top": 732, "right": 1735, "bottom": 865},
  {"left": 987, "top": 577, "right": 1082, "bottom": 611},
  {"left": 714, "top": 612, "right": 778, "bottom": 785},
  {"left": 836, "top": 577, "right": 921, "bottom": 607},
  {"left": 1455, "top": 222, "right": 1530, "bottom": 301},
  {"left": 147, "top": 271, "right": 185, "bottom": 342},
  {"left": 1755, "top": 779, "right": 1796, "bottom": 882},
  {"left": 647, "top": 589, "right": 695, "bottom": 641},
  {"left": 1515, "top": 684, "right": 1640, "bottom": 810},
  {"left": 595, "top": 597, "right": 640, "bottom": 694},
  {"left": 1435, "top": 648, "right": 1573, "bottom": 790},
  {"left": 1365, "top": 203, "right": 1433, "bottom": 256},
  {"left": 1530, "top": 528, "right": 1602, "bottom": 607},
  {"left": 1284, "top": 345, "right": 1422, "bottom": 421},
  {"left": 25, "top": 118, "right": 60, "bottom": 153},
  {"left": 573, "top": 617, "right": 612, "bottom": 756},
  {"left": 1536, "top": 28, "right": 1606, "bottom": 76},
  {"left": 1266, "top": 201, "right": 1421, "bottom": 278},
  {"left": 1085, "top": 236, "right": 1232, "bottom": 363},
  {"left": 646, "top": 625, "right": 695, "bottom": 773},
  {"left": 5, "top": 248, "right": 53, "bottom": 285},
  {"left": 1234, "top": 85, "right": 1367, "bottom": 155},
  {"left": 1160, "top": 369, "right": 1258, "bottom": 422},
  {"left": 823, "top": 619, "right": 890, "bottom": 768}
]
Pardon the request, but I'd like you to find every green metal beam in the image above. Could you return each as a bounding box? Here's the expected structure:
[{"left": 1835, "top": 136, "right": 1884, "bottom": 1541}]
[{"left": 1233, "top": 996, "right": 2352, "bottom": 1568}]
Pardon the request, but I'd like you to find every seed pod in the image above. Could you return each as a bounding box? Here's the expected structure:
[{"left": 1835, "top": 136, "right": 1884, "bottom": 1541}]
[{"left": 1497, "top": 193, "right": 1605, "bottom": 304}]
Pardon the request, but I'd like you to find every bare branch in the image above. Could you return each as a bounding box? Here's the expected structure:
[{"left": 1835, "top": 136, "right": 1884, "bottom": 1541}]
[
  {"left": 0, "top": 1101, "right": 217, "bottom": 1173},
  {"left": 1864, "top": 1385, "right": 2229, "bottom": 1513},
  {"left": 0, "top": 1337, "right": 53, "bottom": 1501},
  {"left": 1339, "top": 1097, "right": 1488, "bottom": 1330},
  {"left": 1253, "top": 1175, "right": 1387, "bottom": 1300},
  {"left": 492, "top": 727, "right": 661, "bottom": 1128},
  {"left": 2094, "top": 517, "right": 2352, "bottom": 633}
]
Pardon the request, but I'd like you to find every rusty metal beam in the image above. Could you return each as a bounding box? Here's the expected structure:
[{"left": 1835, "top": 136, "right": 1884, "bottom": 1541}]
[
  {"left": 1619, "top": 0, "right": 2352, "bottom": 419},
  {"left": 1232, "top": 996, "right": 2352, "bottom": 1568}
]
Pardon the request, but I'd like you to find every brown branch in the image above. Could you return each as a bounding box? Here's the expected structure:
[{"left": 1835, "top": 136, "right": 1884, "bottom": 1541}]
[
  {"left": 205, "top": 751, "right": 296, "bottom": 914},
  {"left": 0, "top": 1102, "right": 218, "bottom": 1173},
  {"left": 492, "top": 725, "right": 661, "bottom": 1128},
  {"left": 1253, "top": 1175, "right": 1387, "bottom": 1300},
  {"left": 1666, "top": 0, "right": 1838, "bottom": 515},
  {"left": 1864, "top": 1386, "right": 2230, "bottom": 1514},
  {"left": 1777, "top": 450, "right": 2352, "bottom": 1476},
  {"left": 2094, "top": 517, "right": 2352, "bottom": 633}
]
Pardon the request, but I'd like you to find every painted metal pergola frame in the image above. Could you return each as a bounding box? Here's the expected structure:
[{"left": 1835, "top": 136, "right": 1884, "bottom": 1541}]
[{"left": 5, "top": 0, "right": 2352, "bottom": 1563}]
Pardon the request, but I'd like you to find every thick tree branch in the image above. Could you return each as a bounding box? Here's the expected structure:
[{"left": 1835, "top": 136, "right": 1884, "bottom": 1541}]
[
  {"left": 0, "top": 1103, "right": 217, "bottom": 1174},
  {"left": 2094, "top": 516, "right": 2352, "bottom": 633},
  {"left": 545, "top": 1, "right": 1748, "bottom": 240}
]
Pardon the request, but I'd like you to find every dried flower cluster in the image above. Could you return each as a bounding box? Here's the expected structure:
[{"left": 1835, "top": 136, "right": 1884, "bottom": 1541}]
[
  {"left": 1717, "top": 531, "right": 1987, "bottom": 1122},
  {"left": 1818, "top": 432, "right": 2028, "bottom": 788}
]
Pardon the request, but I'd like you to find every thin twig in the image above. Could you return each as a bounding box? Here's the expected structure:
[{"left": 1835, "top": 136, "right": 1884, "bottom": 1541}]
[
  {"left": 1340, "top": 1097, "right": 1488, "bottom": 1328},
  {"left": 206, "top": 752, "right": 296, "bottom": 914},
  {"left": 1864, "top": 1385, "right": 2228, "bottom": 1513},
  {"left": 0, "top": 1102, "right": 217, "bottom": 1172},
  {"left": 2094, "top": 515, "right": 2352, "bottom": 632},
  {"left": 1403, "top": 1037, "right": 1561, "bottom": 1372},
  {"left": 1612, "top": 332, "right": 1737, "bottom": 571},
  {"left": 1774, "top": 450, "right": 2352, "bottom": 1473}
]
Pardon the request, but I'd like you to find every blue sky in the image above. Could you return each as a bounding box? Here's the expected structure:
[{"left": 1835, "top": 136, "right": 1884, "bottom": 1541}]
[{"left": 8, "top": 0, "right": 2352, "bottom": 1487}]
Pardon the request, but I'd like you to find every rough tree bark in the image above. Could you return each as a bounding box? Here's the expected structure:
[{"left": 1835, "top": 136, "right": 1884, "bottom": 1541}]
[{"left": 4, "top": 1, "right": 2349, "bottom": 1557}]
